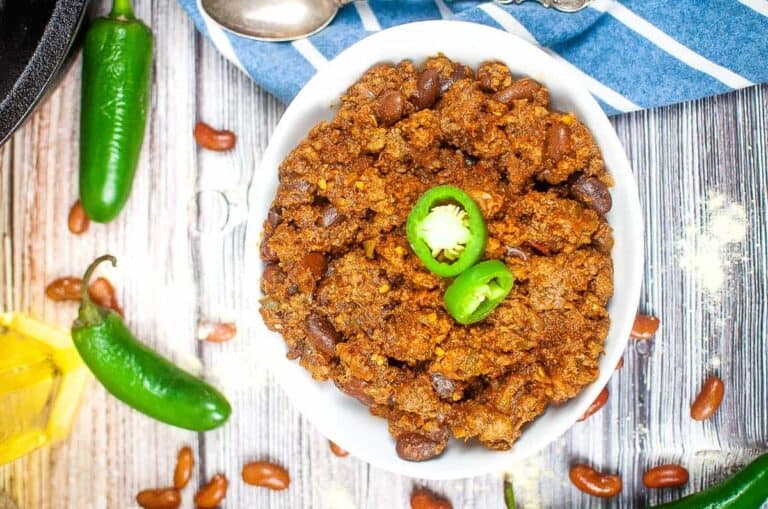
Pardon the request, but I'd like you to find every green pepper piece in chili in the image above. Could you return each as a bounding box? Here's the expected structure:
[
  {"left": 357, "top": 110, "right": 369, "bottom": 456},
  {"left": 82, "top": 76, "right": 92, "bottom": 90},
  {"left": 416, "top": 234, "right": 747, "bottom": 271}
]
[
  {"left": 444, "top": 260, "right": 513, "bottom": 324},
  {"left": 653, "top": 453, "right": 768, "bottom": 508},
  {"left": 406, "top": 185, "right": 487, "bottom": 277},
  {"left": 71, "top": 255, "right": 231, "bottom": 431},
  {"left": 79, "top": 0, "right": 152, "bottom": 223}
]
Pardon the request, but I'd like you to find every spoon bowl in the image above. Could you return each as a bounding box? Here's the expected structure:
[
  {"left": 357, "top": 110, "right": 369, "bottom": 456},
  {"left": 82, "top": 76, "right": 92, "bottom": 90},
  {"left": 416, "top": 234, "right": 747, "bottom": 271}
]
[{"left": 201, "top": 0, "right": 341, "bottom": 41}]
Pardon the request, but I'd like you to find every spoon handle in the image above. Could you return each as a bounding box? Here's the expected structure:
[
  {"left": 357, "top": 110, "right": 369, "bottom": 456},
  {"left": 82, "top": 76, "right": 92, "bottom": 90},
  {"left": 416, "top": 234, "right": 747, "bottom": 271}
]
[{"left": 493, "top": 0, "right": 593, "bottom": 13}]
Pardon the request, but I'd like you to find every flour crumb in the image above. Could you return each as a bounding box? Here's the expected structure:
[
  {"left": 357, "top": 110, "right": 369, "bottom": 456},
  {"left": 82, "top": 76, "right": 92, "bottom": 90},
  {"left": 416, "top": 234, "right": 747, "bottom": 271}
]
[
  {"left": 678, "top": 193, "right": 747, "bottom": 300},
  {"left": 321, "top": 482, "right": 356, "bottom": 509}
]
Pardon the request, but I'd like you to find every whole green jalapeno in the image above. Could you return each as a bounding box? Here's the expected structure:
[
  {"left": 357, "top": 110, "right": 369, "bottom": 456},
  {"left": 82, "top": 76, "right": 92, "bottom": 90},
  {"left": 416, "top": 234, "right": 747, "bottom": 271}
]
[
  {"left": 71, "top": 255, "right": 231, "bottom": 431},
  {"left": 79, "top": 0, "right": 152, "bottom": 222}
]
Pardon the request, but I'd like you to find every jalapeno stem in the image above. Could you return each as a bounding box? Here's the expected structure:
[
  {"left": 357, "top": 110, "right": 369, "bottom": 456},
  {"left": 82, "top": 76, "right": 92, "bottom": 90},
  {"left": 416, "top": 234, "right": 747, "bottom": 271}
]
[
  {"left": 78, "top": 254, "right": 117, "bottom": 326},
  {"left": 110, "top": 0, "right": 136, "bottom": 19}
]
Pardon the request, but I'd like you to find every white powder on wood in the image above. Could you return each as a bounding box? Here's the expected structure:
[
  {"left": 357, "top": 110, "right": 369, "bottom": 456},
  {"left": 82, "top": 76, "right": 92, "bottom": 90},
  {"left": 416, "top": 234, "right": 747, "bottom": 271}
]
[
  {"left": 678, "top": 193, "right": 747, "bottom": 298},
  {"left": 320, "top": 482, "right": 357, "bottom": 509}
]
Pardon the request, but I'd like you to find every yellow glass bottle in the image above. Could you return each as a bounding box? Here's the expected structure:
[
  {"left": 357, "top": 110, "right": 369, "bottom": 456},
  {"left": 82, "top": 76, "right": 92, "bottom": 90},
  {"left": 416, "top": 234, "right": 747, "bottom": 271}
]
[{"left": 0, "top": 313, "right": 89, "bottom": 464}]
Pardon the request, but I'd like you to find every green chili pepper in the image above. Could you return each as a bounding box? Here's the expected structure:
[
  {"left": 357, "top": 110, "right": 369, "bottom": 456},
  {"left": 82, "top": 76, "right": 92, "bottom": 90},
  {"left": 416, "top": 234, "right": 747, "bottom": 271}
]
[
  {"left": 79, "top": 0, "right": 152, "bottom": 223},
  {"left": 444, "top": 260, "right": 513, "bottom": 324},
  {"left": 654, "top": 453, "right": 768, "bottom": 508},
  {"left": 504, "top": 476, "right": 516, "bottom": 509},
  {"left": 406, "top": 185, "right": 487, "bottom": 277},
  {"left": 71, "top": 255, "right": 231, "bottom": 431}
]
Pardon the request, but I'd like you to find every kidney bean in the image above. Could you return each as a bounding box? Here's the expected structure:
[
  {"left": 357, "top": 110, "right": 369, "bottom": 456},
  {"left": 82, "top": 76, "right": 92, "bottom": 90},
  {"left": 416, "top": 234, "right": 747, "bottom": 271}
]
[
  {"left": 493, "top": 79, "right": 541, "bottom": 104},
  {"left": 173, "top": 446, "right": 194, "bottom": 490},
  {"left": 569, "top": 464, "right": 622, "bottom": 498},
  {"left": 375, "top": 90, "right": 405, "bottom": 126},
  {"left": 643, "top": 464, "right": 689, "bottom": 488},
  {"left": 631, "top": 314, "right": 660, "bottom": 339},
  {"left": 335, "top": 377, "right": 375, "bottom": 406},
  {"left": 260, "top": 237, "right": 279, "bottom": 263},
  {"left": 436, "top": 63, "right": 467, "bottom": 94},
  {"left": 546, "top": 122, "right": 572, "bottom": 162},
  {"left": 317, "top": 203, "right": 341, "bottom": 227},
  {"left": 410, "top": 487, "right": 453, "bottom": 509},
  {"left": 412, "top": 69, "right": 440, "bottom": 110},
  {"left": 193, "top": 473, "right": 228, "bottom": 508},
  {"left": 578, "top": 387, "right": 609, "bottom": 422},
  {"left": 306, "top": 312, "right": 340, "bottom": 356},
  {"left": 329, "top": 440, "right": 349, "bottom": 457},
  {"left": 267, "top": 208, "right": 282, "bottom": 228},
  {"left": 241, "top": 461, "right": 290, "bottom": 490},
  {"left": 136, "top": 488, "right": 181, "bottom": 509},
  {"left": 616, "top": 356, "right": 624, "bottom": 370},
  {"left": 396, "top": 433, "right": 447, "bottom": 462},
  {"left": 68, "top": 200, "right": 90, "bottom": 235},
  {"left": 570, "top": 175, "right": 612, "bottom": 215},
  {"left": 197, "top": 321, "right": 237, "bottom": 343},
  {"left": 46, "top": 277, "right": 83, "bottom": 301},
  {"left": 431, "top": 372, "right": 457, "bottom": 400},
  {"left": 690, "top": 376, "right": 724, "bottom": 420},
  {"left": 301, "top": 252, "right": 327, "bottom": 280},
  {"left": 88, "top": 277, "right": 124, "bottom": 317},
  {"left": 261, "top": 263, "right": 284, "bottom": 293},
  {"left": 193, "top": 121, "right": 236, "bottom": 151}
]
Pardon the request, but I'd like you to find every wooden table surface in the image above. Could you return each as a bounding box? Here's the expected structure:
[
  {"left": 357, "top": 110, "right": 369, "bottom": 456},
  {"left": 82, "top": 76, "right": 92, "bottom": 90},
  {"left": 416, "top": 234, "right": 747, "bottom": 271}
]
[{"left": 1, "top": 2, "right": 767, "bottom": 508}]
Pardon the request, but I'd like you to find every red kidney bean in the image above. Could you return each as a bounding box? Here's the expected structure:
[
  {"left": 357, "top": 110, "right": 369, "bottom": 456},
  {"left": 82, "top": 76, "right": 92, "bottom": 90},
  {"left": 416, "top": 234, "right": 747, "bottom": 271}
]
[
  {"left": 643, "top": 464, "right": 689, "bottom": 488},
  {"left": 616, "top": 356, "right": 624, "bottom": 370},
  {"left": 569, "top": 464, "right": 622, "bottom": 498},
  {"left": 46, "top": 277, "right": 83, "bottom": 301},
  {"left": 88, "top": 277, "right": 124, "bottom": 317},
  {"left": 631, "top": 314, "right": 660, "bottom": 339},
  {"left": 395, "top": 433, "right": 447, "bottom": 462},
  {"left": 136, "top": 488, "right": 181, "bottom": 509},
  {"left": 317, "top": 203, "right": 341, "bottom": 227},
  {"left": 68, "top": 200, "right": 90, "bottom": 235},
  {"left": 439, "top": 63, "right": 468, "bottom": 93},
  {"left": 193, "top": 474, "right": 228, "bottom": 508},
  {"left": 194, "top": 121, "right": 236, "bottom": 151},
  {"left": 335, "top": 377, "right": 375, "bottom": 406},
  {"left": 570, "top": 175, "right": 612, "bottom": 214},
  {"left": 260, "top": 237, "right": 279, "bottom": 263},
  {"left": 691, "top": 376, "right": 724, "bottom": 420},
  {"left": 267, "top": 208, "right": 282, "bottom": 228},
  {"left": 412, "top": 69, "right": 440, "bottom": 110},
  {"left": 493, "top": 78, "right": 542, "bottom": 104},
  {"left": 410, "top": 487, "right": 453, "bottom": 509},
  {"left": 306, "top": 312, "right": 340, "bottom": 356},
  {"left": 242, "top": 461, "right": 290, "bottom": 490},
  {"left": 301, "top": 252, "right": 327, "bottom": 280},
  {"left": 197, "top": 321, "right": 237, "bottom": 343},
  {"left": 375, "top": 90, "right": 405, "bottom": 126},
  {"left": 578, "top": 387, "right": 609, "bottom": 422},
  {"left": 546, "top": 122, "right": 572, "bottom": 162},
  {"left": 173, "top": 446, "right": 194, "bottom": 490},
  {"left": 328, "top": 440, "right": 349, "bottom": 457}
]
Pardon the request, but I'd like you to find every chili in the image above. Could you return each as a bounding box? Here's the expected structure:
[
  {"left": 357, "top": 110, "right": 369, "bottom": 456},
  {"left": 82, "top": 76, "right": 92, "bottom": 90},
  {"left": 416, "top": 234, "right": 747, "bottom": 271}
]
[
  {"left": 406, "top": 185, "right": 487, "bottom": 277},
  {"left": 444, "top": 260, "right": 513, "bottom": 324},
  {"left": 79, "top": 0, "right": 152, "bottom": 222},
  {"left": 654, "top": 453, "right": 768, "bottom": 508},
  {"left": 71, "top": 255, "right": 231, "bottom": 431}
]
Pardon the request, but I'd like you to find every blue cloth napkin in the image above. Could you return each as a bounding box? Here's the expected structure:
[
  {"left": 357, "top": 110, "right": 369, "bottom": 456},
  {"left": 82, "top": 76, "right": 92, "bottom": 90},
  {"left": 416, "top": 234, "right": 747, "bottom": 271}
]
[{"left": 178, "top": 0, "right": 768, "bottom": 115}]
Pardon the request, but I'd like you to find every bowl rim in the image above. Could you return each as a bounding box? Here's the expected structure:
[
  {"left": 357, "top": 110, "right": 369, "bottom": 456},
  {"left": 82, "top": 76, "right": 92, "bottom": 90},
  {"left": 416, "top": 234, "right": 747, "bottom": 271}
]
[{"left": 245, "top": 19, "right": 644, "bottom": 479}]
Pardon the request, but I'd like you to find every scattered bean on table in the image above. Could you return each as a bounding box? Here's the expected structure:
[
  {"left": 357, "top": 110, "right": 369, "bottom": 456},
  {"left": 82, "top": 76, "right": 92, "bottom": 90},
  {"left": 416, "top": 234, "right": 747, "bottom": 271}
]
[
  {"left": 631, "top": 314, "right": 660, "bottom": 339},
  {"left": 690, "top": 376, "right": 724, "bottom": 421},
  {"left": 135, "top": 488, "right": 181, "bottom": 509},
  {"left": 643, "top": 464, "right": 689, "bottom": 488},
  {"left": 241, "top": 461, "right": 290, "bottom": 491},
  {"left": 578, "top": 387, "right": 609, "bottom": 422},
  {"left": 329, "top": 440, "right": 349, "bottom": 457},
  {"left": 193, "top": 121, "right": 236, "bottom": 151},
  {"left": 193, "top": 473, "right": 228, "bottom": 508},
  {"left": 173, "top": 446, "right": 194, "bottom": 490},
  {"left": 46, "top": 277, "right": 83, "bottom": 301},
  {"left": 197, "top": 321, "right": 237, "bottom": 343},
  {"left": 68, "top": 200, "right": 90, "bottom": 235},
  {"left": 410, "top": 487, "right": 453, "bottom": 509},
  {"left": 569, "top": 464, "right": 622, "bottom": 498}
]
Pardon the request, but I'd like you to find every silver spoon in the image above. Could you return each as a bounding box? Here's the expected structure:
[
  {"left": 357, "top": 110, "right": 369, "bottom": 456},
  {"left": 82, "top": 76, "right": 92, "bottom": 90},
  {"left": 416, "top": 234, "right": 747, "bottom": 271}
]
[{"left": 201, "top": 0, "right": 593, "bottom": 42}]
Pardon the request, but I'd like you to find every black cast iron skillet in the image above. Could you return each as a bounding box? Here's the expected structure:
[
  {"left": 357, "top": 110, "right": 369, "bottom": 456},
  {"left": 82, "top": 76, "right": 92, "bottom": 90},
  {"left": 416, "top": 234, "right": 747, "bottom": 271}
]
[{"left": 0, "top": 0, "right": 89, "bottom": 146}]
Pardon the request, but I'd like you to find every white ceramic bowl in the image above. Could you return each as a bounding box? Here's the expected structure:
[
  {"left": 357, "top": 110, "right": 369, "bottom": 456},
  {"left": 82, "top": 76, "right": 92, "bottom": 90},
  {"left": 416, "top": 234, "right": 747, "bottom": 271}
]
[{"left": 246, "top": 20, "right": 643, "bottom": 479}]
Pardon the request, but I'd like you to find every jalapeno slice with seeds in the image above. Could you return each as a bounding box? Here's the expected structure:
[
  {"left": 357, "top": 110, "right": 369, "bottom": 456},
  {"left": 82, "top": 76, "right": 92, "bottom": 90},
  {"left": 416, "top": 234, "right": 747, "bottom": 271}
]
[
  {"left": 444, "top": 260, "right": 514, "bottom": 324},
  {"left": 406, "top": 185, "right": 487, "bottom": 277}
]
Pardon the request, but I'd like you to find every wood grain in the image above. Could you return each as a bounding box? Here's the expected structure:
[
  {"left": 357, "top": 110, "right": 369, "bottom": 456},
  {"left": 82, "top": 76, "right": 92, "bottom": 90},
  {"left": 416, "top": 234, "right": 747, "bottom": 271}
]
[{"left": 1, "top": 3, "right": 767, "bottom": 506}]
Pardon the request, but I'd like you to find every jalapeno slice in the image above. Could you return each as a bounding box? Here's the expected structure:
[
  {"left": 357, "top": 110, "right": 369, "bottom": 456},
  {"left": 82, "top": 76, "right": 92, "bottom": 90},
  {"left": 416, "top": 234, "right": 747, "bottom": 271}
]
[
  {"left": 444, "top": 260, "right": 514, "bottom": 324},
  {"left": 406, "top": 185, "right": 487, "bottom": 277}
]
